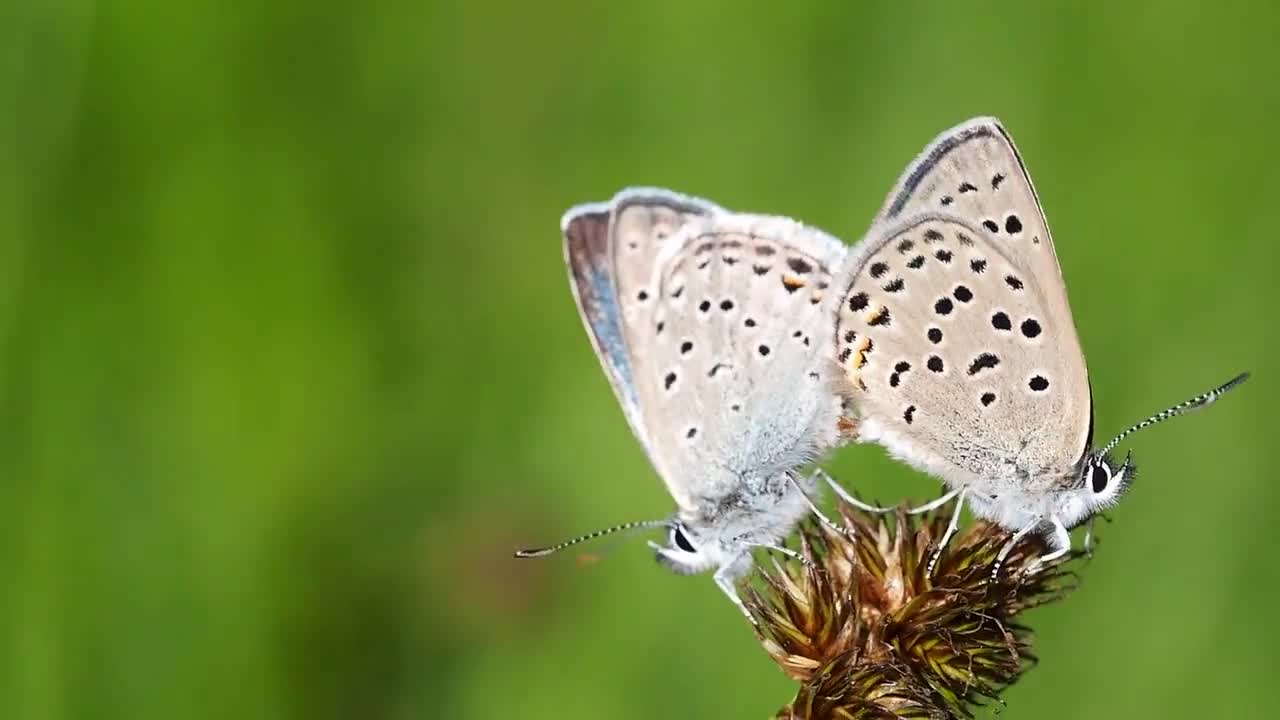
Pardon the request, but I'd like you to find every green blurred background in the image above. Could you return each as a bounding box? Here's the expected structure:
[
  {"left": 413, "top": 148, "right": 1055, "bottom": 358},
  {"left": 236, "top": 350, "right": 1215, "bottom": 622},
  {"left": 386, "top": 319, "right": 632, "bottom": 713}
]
[{"left": 2, "top": 1, "right": 1277, "bottom": 718}]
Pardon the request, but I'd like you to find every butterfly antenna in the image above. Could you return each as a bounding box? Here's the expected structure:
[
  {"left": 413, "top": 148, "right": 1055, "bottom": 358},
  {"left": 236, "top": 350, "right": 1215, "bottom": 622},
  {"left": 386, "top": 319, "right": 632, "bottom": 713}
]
[
  {"left": 1100, "top": 372, "right": 1250, "bottom": 456},
  {"left": 514, "top": 519, "right": 669, "bottom": 559}
]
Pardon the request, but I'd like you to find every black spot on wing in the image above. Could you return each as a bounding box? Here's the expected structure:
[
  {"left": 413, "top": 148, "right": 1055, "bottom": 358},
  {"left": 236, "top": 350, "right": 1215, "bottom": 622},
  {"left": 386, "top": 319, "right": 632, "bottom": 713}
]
[
  {"left": 787, "top": 257, "right": 813, "bottom": 274},
  {"left": 967, "top": 353, "right": 1000, "bottom": 375}
]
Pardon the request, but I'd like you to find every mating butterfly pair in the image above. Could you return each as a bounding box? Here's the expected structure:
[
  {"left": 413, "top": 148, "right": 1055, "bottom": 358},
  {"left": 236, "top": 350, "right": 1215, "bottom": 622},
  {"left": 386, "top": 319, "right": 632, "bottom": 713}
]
[{"left": 517, "top": 118, "right": 1248, "bottom": 621}]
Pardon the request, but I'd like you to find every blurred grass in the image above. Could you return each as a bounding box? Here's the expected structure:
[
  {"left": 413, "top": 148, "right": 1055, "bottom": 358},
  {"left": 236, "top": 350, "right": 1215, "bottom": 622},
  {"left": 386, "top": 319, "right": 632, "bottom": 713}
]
[{"left": 1, "top": 1, "right": 1277, "bottom": 718}]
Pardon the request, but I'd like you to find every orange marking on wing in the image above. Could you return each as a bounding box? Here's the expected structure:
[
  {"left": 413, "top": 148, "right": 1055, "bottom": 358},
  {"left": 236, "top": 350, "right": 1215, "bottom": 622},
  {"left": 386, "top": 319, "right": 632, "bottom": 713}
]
[
  {"left": 837, "top": 416, "right": 859, "bottom": 437},
  {"left": 853, "top": 336, "right": 874, "bottom": 369}
]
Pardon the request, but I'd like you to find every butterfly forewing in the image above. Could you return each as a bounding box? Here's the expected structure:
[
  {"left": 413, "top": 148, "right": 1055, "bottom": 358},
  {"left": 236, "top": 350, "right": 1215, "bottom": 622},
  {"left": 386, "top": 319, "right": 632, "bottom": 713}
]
[
  {"left": 563, "top": 190, "right": 720, "bottom": 467},
  {"left": 835, "top": 215, "right": 1090, "bottom": 490}
]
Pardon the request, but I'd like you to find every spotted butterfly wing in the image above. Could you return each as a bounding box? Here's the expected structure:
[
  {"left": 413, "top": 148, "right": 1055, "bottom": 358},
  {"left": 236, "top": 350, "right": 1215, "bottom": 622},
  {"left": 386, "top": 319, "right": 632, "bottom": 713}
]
[
  {"left": 563, "top": 189, "right": 720, "bottom": 467},
  {"left": 875, "top": 117, "right": 1089, "bottom": 462},
  {"left": 564, "top": 188, "right": 847, "bottom": 511},
  {"left": 835, "top": 118, "right": 1091, "bottom": 492}
]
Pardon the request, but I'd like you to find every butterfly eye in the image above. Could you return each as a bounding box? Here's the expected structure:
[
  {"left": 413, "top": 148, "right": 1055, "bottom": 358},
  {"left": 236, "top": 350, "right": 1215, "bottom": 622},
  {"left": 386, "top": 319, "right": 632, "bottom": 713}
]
[
  {"left": 1089, "top": 463, "right": 1111, "bottom": 494},
  {"left": 672, "top": 526, "right": 696, "bottom": 553}
]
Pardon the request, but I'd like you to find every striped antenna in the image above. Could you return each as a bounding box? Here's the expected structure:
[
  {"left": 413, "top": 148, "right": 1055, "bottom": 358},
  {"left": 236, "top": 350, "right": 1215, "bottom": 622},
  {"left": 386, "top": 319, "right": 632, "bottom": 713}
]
[
  {"left": 514, "top": 519, "right": 669, "bottom": 558},
  {"left": 1100, "top": 372, "right": 1250, "bottom": 456}
]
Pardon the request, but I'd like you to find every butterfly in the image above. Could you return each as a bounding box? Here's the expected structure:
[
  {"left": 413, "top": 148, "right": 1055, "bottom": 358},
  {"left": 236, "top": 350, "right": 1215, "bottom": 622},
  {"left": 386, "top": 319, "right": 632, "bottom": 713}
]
[
  {"left": 516, "top": 188, "right": 863, "bottom": 619},
  {"left": 830, "top": 117, "right": 1249, "bottom": 572}
]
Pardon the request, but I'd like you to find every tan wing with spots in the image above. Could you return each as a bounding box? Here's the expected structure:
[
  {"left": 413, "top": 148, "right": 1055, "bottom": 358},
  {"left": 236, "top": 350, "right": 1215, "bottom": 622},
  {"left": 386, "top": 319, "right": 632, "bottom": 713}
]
[
  {"left": 834, "top": 216, "right": 1089, "bottom": 491},
  {"left": 866, "top": 117, "right": 1092, "bottom": 465},
  {"left": 563, "top": 189, "right": 720, "bottom": 467},
  {"left": 633, "top": 214, "right": 849, "bottom": 510}
]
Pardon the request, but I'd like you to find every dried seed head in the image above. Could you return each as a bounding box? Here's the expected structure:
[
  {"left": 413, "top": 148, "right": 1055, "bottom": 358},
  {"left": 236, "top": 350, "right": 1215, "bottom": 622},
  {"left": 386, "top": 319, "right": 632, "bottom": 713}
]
[{"left": 747, "top": 500, "right": 1082, "bottom": 719}]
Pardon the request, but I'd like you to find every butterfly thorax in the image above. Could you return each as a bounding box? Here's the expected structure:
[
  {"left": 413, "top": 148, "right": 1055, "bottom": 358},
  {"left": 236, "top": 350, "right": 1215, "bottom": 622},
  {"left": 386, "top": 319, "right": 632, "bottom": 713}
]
[
  {"left": 963, "top": 449, "right": 1129, "bottom": 531},
  {"left": 965, "top": 477, "right": 1082, "bottom": 531}
]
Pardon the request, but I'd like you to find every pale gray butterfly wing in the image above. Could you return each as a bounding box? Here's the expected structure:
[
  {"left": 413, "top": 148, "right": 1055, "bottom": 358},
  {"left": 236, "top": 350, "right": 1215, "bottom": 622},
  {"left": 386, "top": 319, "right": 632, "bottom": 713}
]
[
  {"left": 834, "top": 214, "right": 1087, "bottom": 493},
  {"left": 562, "top": 188, "right": 721, "bottom": 477},
  {"left": 563, "top": 188, "right": 847, "bottom": 512},
  {"left": 638, "top": 212, "right": 848, "bottom": 511}
]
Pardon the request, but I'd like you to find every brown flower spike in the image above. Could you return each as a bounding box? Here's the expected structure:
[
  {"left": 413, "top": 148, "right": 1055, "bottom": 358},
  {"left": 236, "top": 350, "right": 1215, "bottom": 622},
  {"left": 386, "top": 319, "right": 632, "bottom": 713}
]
[{"left": 746, "top": 498, "right": 1082, "bottom": 719}]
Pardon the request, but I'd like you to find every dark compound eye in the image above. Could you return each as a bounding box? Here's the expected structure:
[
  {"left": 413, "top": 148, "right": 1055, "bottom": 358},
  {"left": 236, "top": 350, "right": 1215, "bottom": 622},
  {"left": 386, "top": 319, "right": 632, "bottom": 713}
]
[
  {"left": 1090, "top": 464, "right": 1110, "bottom": 494},
  {"left": 673, "top": 526, "right": 696, "bottom": 553}
]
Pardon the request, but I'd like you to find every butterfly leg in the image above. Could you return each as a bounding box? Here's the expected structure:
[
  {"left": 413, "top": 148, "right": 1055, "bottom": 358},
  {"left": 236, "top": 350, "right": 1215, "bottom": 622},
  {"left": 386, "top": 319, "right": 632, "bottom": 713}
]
[
  {"left": 1027, "top": 516, "right": 1071, "bottom": 574},
  {"left": 925, "top": 488, "right": 966, "bottom": 576},
  {"left": 992, "top": 518, "right": 1041, "bottom": 580},
  {"left": 713, "top": 565, "right": 757, "bottom": 626},
  {"left": 791, "top": 472, "right": 856, "bottom": 536},
  {"left": 750, "top": 542, "right": 816, "bottom": 570},
  {"left": 819, "top": 468, "right": 894, "bottom": 513},
  {"left": 1083, "top": 512, "right": 1112, "bottom": 557},
  {"left": 906, "top": 486, "right": 961, "bottom": 515}
]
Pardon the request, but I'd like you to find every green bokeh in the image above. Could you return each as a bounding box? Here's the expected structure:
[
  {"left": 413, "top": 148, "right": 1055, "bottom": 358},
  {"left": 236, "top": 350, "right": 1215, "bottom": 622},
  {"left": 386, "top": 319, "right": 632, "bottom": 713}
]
[{"left": 2, "top": 2, "right": 1277, "bottom": 718}]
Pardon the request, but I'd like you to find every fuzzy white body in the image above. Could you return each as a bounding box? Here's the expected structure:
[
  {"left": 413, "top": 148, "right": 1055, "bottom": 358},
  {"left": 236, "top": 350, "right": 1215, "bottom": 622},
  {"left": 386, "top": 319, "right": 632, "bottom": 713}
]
[{"left": 857, "top": 415, "right": 1112, "bottom": 535}]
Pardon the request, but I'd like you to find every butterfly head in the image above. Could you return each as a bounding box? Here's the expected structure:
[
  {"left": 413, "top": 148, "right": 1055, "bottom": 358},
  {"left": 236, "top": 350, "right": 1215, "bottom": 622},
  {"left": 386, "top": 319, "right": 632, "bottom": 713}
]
[
  {"left": 1052, "top": 450, "right": 1136, "bottom": 529},
  {"left": 651, "top": 521, "right": 739, "bottom": 576}
]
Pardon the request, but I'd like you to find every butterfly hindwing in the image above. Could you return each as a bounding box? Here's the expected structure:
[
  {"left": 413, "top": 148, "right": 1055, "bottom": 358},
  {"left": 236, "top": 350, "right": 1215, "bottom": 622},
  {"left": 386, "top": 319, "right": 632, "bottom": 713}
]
[
  {"left": 639, "top": 213, "right": 848, "bottom": 508},
  {"left": 564, "top": 189, "right": 849, "bottom": 511},
  {"left": 859, "top": 118, "right": 1092, "bottom": 470},
  {"left": 835, "top": 215, "right": 1090, "bottom": 493}
]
